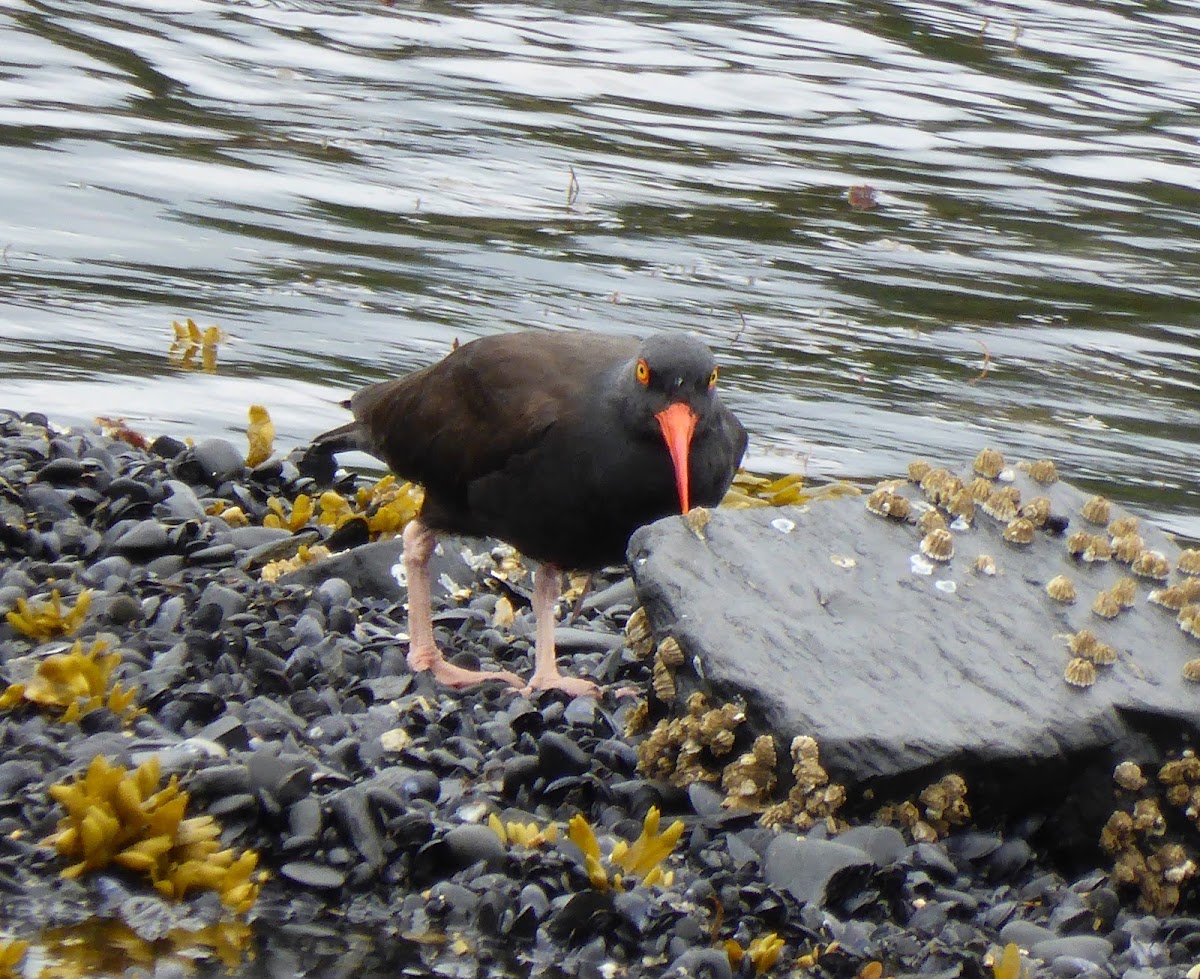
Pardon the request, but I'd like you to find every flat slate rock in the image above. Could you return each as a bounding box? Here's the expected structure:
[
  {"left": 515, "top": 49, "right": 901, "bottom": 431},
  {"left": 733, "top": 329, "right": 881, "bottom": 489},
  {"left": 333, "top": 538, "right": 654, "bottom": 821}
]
[{"left": 629, "top": 461, "right": 1200, "bottom": 807}]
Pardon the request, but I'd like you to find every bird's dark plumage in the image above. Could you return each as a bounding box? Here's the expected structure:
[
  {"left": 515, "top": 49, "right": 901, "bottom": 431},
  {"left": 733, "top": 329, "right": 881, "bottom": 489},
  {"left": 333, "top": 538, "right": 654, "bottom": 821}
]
[
  {"left": 313, "top": 330, "right": 747, "bottom": 569},
  {"left": 310, "top": 329, "right": 747, "bottom": 697}
]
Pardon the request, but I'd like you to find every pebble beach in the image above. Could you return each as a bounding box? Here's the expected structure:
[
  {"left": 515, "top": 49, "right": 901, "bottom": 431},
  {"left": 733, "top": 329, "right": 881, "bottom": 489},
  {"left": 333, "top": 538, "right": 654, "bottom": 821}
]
[{"left": 0, "top": 408, "right": 1195, "bottom": 979}]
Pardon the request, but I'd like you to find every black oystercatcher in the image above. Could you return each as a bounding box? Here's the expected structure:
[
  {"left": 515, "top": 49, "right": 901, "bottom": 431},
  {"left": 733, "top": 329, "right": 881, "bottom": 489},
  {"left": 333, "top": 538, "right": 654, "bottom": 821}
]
[{"left": 311, "top": 330, "right": 747, "bottom": 698}]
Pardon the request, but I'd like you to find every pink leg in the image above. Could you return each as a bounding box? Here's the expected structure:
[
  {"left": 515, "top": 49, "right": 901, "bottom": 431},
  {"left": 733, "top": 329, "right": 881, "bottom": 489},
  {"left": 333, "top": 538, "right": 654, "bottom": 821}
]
[
  {"left": 402, "top": 519, "right": 523, "bottom": 690},
  {"left": 525, "top": 563, "right": 600, "bottom": 698}
]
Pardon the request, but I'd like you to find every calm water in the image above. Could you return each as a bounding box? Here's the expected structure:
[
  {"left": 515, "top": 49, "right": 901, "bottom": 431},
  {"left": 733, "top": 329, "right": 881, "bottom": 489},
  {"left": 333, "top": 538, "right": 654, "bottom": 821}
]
[{"left": 2, "top": 0, "right": 1199, "bottom": 539}]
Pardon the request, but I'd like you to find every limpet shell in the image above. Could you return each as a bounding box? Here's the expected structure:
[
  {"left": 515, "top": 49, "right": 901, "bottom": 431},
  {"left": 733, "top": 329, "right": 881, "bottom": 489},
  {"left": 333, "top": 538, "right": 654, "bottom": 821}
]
[
  {"left": 1003, "top": 518, "right": 1035, "bottom": 546},
  {"left": 973, "top": 448, "right": 1005, "bottom": 479},
  {"left": 1027, "top": 459, "right": 1059, "bottom": 484},
  {"left": 1065, "top": 658, "right": 1097, "bottom": 688},
  {"left": 1081, "top": 495, "right": 1111, "bottom": 526},
  {"left": 1045, "top": 575, "right": 1076, "bottom": 603},
  {"left": 920, "top": 528, "right": 955, "bottom": 562}
]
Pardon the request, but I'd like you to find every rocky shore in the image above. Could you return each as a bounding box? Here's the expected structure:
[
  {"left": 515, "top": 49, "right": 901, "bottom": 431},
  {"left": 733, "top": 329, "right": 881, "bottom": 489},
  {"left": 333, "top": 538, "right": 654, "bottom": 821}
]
[{"left": 0, "top": 409, "right": 1196, "bottom": 978}]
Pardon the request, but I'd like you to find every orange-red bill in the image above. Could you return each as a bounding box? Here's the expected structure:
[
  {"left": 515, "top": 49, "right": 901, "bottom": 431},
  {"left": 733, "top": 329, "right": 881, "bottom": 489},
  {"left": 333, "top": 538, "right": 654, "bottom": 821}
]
[{"left": 655, "top": 402, "right": 698, "bottom": 513}]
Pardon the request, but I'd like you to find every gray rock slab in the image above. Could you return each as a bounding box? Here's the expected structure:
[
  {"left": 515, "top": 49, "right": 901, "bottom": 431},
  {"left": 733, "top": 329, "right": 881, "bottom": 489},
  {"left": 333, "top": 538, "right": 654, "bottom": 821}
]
[
  {"left": 282, "top": 537, "right": 476, "bottom": 602},
  {"left": 628, "top": 464, "right": 1200, "bottom": 797}
]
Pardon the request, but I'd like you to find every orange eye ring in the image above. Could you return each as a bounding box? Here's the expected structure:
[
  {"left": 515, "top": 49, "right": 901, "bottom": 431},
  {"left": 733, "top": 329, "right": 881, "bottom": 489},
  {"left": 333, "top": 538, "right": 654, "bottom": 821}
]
[
  {"left": 635, "top": 359, "right": 650, "bottom": 385},
  {"left": 708, "top": 366, "right": 719, "bottom": 389}
]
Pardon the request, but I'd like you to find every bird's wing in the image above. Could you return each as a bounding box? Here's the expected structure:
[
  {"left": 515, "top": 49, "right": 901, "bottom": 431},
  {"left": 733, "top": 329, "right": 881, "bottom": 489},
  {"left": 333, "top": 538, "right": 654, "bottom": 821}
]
[{"left": 349, "top": 332, "right": 634, "bottom": 492}]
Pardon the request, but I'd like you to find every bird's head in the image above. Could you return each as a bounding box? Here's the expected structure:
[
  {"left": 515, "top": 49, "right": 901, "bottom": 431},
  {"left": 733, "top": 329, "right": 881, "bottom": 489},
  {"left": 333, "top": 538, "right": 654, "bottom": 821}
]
[{"left": 619, "top": 333, "right": 723, "bottom": 514}]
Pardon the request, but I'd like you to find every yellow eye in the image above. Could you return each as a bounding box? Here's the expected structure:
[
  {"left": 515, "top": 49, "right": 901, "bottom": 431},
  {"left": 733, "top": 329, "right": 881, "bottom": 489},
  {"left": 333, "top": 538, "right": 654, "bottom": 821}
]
[
  {"left": 635, "top": 359, "right": 650, "bottom": 385},
  {"left": 708, "top": 366, "right": 719, "bottom": 389}
]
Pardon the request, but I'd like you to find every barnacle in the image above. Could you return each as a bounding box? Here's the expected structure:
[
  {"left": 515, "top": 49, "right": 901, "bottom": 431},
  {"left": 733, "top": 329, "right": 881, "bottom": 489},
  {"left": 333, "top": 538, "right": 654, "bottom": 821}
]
[
  {"left": 1091, "top": 590, "right": 1122, "bottom": 620},
  {"left": 5, "top": 589, "right": 92, "bottom": 642},
  {"left": 918, "top": 509, "right": 948, "bottom": 535},
  {"left": 1064, "top": 658, "right": 1097, "bottom": 688},
  {"left": 866, "top": 487, "right": 911, "bottom": 520},
  {"left": 919, "top": 468, "right": 957, "bottom": 506},
  {"left": 973, "top": 554, "right": 997, "bottom": 576},
  {"left": 980, "top": 491, "right": 1018, "bottom": 522},
  {"left": 920, "top": 528, "right": 954, "bottom": 562},
  {"left": 488, "top": 813, "right": 559, "bottom": 848},
  {"left": 1110, "top": 576, "right": 1137, "bottom": 609},
  {"left": 1107, "top": 516, "right": 1141, "bottom": 539},
  {"left": 965, "top": 477, "right": 994, "bottom": 502},
  {"left": 1019, "top": 496, "right": 1051, "bottom": 527},
  {"left": 1114, "top": 761, "right": 1147, "bottom": 793},
  {"left": 567, "top": 806, "right": 683, "bottom": 891},
  {"left": 637, "top": 695, "right": 745, "bottom": 786},
  {"left": 1131, "top": 550, "right": 1171, "bottom": 581},
  {"left": 1178, "top": 549, "right": 1200, "bottom": 576},
  {"left": 877, "top": 774, "right": 969, "bottom": 842},
  {"left": 1081, "top": 495, "right": 1111, "bottom": 526},
  {"left": 1148, "top": 582, "right": 1200, "bottom": 611},
  {"left": 259, "top": 544, "right": 332, "bottom": 583},
  {"left": 1067, "top": 532, "right": 1110, "bottom": 562},
  {"left": 1045, "top": 575, "right": 1076, "bottom": 604},
  {"left": 721, "top": 735, "right": 778, "bottom": 811},
  {"left": 1026, "top": 459, "right": 1059, "bottom": 484},
  {"left": 625, "top": 607, "right": 655, "bottom": 659},
  {"left": 1002, "top": 518, "right": 1035, "bottom": 546},
  {"left": 0, "top": 639, "right": 140, "bottom": 723},
  {"left": 1067, "top": 628, "right": 1099, "bottom": 657},
  {"left": 907, "top": 460, "right": 932, "bottom": 483},
  {"left": 1112, "top": 533, "right": 1145, "bottom": 564},
  {"left": 724, "top": 933, "right": 785, "bottom": 975},
  {"left": 43, "top": 756, "right": 265, "bottom": 914},
  {"left": 947, "top": 488, "right": 975, "bottom": 523},
  {"left": 1178, "top": 604, "right": 1200, "bottom": 639},
  {"left": 973, "top": 448, "right": 1005, "bottom": 479},
  {"left": 761, "top": 735, "right": 846, "bottom": 832},
  {"left": 244, "top": 404, "right": 274, "bottom": 467},
  {"left": 657, "top": 636, "right": 685, "bottom": 668},
  {"left": 652, "top": 658, "right": 677, "bottom": 703},
  {"left": 1183, "top": 659, "right": 1200, "bottom": 683}
]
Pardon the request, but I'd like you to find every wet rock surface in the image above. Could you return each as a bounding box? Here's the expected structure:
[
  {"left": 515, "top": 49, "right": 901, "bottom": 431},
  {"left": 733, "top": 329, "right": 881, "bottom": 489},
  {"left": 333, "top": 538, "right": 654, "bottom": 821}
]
[
  {"left": 631, "top": 467, "right": 1200, "bottom": 818},
  {"left": 0, "top": 412, "right": 1196, "bottom": 978}
]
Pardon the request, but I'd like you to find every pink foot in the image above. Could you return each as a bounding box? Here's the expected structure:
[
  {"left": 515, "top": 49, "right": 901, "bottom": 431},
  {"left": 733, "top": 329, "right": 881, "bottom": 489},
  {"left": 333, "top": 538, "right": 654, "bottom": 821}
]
[
  {"left": 408, "top": 644, "right": 523, "bottom": 690},
  {"left": 525, "top": 671, "right": 601, "bottom": 699}
]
